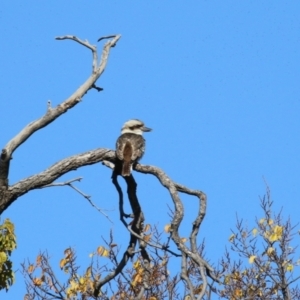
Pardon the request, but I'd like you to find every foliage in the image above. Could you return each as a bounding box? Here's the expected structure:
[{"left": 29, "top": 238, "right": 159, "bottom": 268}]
[
  {"left": 217, "top": 189, "right": 300, "bottom": 299},
  {"left": 20, "top": 191, "right": 300, "bottom": 299},
  {"left": 22, "top": 227, "right": 183, "bottom": 299},
  {"left": 0, "top": 218, "right": 16, "bottom": 291}
]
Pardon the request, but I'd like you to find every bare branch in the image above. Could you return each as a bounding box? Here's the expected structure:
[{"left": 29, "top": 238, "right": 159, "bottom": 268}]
[
  {"left": 55, "top": 35, "right": 99, "bottom": 73},
  {"left": 39, "top": 177, "right": 113, "bottom": 222},
  {"left": 175, "top": 182, "right": 207, "bottom": 258},
  {"left": 91, "top": 83, "right": 103, "bottom": 92},
  {"left": 98, "top": 35, "right": 119, "bottom": 42},
  {"left": 135, "top": 163, "right": 220, "bottom": 286},
  {"left": 41, "top": 176, "right": 83, "bottom": 188},
  {"left": 3, "top": 34, "right": 121, "bottom": 161},
  {"left": 181, "top": 253, "right": 196, "bottom": 300},
  {"left": 1, "top": 148, "right": 115, "bottom": 213},
  {"left": 55, "top": 35, "right": 97, "bottom": 51}
]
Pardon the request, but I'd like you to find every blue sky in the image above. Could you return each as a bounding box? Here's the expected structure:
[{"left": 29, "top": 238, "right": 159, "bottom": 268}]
[{"left": 1, "top": 1, "right": 300, "bottom": 299}]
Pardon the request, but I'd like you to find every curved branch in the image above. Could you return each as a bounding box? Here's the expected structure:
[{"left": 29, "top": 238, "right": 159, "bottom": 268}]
[
  {"left": 135, "top": 164, "right": 220, "bottom": 287},
  {"left": 56, "top": 35, "right": 98, "bottom": 73},
  {"left": 181, "top": 252, "right": 196, "bottom": 300},
  {"left": 0, "top": 148, "right": 115, "bottom": 213},
  {"left": 172, "top": 182, "right": 207, "bottom": 255},
  {"left": 3, "top": 34, "right": 121, "bottom": 160}
]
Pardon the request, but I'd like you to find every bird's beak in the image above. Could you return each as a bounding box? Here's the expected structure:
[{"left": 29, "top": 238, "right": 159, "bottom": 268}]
[{"left": 142, "top": 126, "right": 152, "bottom": 132}]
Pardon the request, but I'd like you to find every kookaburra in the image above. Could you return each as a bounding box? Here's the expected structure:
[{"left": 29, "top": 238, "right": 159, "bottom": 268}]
[{"left": 116, "top": 119, "right": 151, "bottom": 176}]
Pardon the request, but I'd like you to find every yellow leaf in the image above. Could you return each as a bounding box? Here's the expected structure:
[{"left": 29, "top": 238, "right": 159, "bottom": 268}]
[
  {"left": 97, "top": 246, "right": 109, "bottom": 257},
  {"left": 229, "top": 234, "right": 235, "bottom": 242},
  {"left": 97, "top": 246, "right": 104, "bottom": 255},
  {"left": 85, "top": 266, "right": 92, "bottom": 277},
  {"left": 132, "top": 273, "right": 143, "bottom": 286},
  {"left": 268, "top": 219, "right": 274, "bottom": 225},
  {"left": 181, "top": 237, "right": 188, "bottom": 243},
  {"left": 252, "top": 228, "right": 258, "bottom": 236},
  {"left": 143, "top": 234, "right": 151, "bottom": 242},
  {"left": 268, "top": 233, "right": 278, "bottom": 242},
  {"left": 79, "top": 277, "right": 85, "bottom": 285},
  {"left": 234, "top": 288, "right": 243, "bottom": 297},
  {"left": 59, "top": 258, "right": 67, "bottom": 269},
  {"left": 149, "top": 297, "right": 157, "bottom": 300},
  {"left": 232, "top": 271, "right": 241, "bottom": 280},
  {"left": 64, "top": 248, "right": 73, "bottom": 260},
  {"left": 143, "top": 224, "right": 151, "bottom": 233},
  {"left": 164, "top": 224, "right": 171, "bottom": 233},
  {"left": 267, "top": 247, "right": 275, "bottom": 256},
  {"left": 33, "top": 278, "right": 42, "bottom": 286},
  {"left": 0, "top": 251, "right": 7, "bottom": 263},
  {"left": 3, "top": 219, "right": 15, "bottom": 234},
  {"left": 70, "top": 279, "right": 78, "bottom": 289},
  {"left": 286, "top": 264, "right": 294, "bottom": 272},
  {"left": 89, "top": 253, "right": 94, "bottom": 258},
  {"left": 27, "top": 264, "right": 35, "bottom": 274},
  {"left": 194, "top": 284, "right": 203, "bottom": 294},
  {"left": 224, "top": 275, "right": 230, "bottom": 284},
  {"left": 103, "top": 249, "right": 109, "bottom": 257},
  {"left": 249, "top": 255, "right": 256, "bottom": 264},
  {"left": 274, "top": 225, "right": 283, "bottom": 237},
  {"left": 259, "top": 218, "right": 265, "bottom": 224},
  {"left": 269, "top": 225, "right": 283, "bottom": 242},
  {"left": 133, "top": 260, "right": 141, "bottom": 270},
  {"left": 36, "top": 255, "right": 42, "bottom": 266}
]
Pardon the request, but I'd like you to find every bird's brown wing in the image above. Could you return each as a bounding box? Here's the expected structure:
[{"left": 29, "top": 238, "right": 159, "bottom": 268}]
[
  {"left": 130, "top": 134, "right": 145, "bottom": 161},
  {"left": 116, "top": 133, "right": 145, "bottom": 162}
]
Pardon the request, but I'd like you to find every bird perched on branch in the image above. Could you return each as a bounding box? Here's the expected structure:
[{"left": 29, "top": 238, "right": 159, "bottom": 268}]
[{"left": 116, "top": 119, "right": 151, "bottom": 176}]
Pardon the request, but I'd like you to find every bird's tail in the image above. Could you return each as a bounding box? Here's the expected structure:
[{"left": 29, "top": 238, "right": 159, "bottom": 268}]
[
  {"left": 122, "top": 142, "right": 132, "bottom": 176},
  {"left": 122, "top": 161, "right": 131, "bottom": 176}
]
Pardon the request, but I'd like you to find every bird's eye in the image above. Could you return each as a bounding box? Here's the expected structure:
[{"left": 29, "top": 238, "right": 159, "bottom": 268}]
[{"left": 129, "top": 127, "right": 134, "bottom": 130}]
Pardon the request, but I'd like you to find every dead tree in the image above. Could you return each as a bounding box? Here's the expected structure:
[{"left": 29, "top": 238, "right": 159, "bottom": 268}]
[{"left": 0, "top": 34, "right": 218, "bottom": 299}]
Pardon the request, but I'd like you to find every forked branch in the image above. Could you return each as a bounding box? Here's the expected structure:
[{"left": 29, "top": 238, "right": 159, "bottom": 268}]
[
  {"left": 101, "top": 161, "right": 219, "bottom": 298},
  {"left": 0, "top": 34, "right": 120, "bottom": 191},
  {"left": 39, "top": 177, "right": 112, "bottom": 221},
  {"left": 0, "top": 148, "right": 115, "bottom": 212}
]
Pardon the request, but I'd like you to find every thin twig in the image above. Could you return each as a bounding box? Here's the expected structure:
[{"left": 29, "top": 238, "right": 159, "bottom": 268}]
[
  {"left": 39, "top": 177, "right": 113, "bottom": 222},
  {"left": 98, "top": 35, "right": 118, "bottom": 42},
  {"left": 126, "top": 225, "right": 181, "bottom": 257}
]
